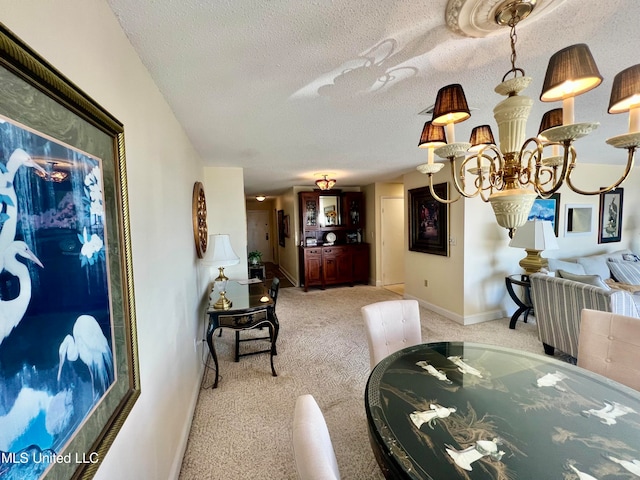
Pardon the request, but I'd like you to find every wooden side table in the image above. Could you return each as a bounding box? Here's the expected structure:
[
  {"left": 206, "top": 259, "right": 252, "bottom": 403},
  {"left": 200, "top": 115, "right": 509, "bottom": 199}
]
[
  {"left": 505, "top": 274, "right": 533, "bottom": 329},
  {"left": 248, "top": 263, "right": 266, "bottom": 280}
]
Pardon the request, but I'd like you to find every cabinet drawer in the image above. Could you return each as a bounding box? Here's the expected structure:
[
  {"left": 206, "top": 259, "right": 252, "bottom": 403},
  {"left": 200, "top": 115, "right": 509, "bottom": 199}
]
[
  {"left": 306, "top": 248, "right": 322, "bottom": 256},
  {"left": 323, "top": 246, "right": 347, "bottom": 256}
]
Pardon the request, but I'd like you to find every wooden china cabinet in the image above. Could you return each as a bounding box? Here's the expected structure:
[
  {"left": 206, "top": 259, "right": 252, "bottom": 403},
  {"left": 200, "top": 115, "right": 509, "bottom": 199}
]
[{"left": 298, "top": 190, "right": 369, "bottom": 291}]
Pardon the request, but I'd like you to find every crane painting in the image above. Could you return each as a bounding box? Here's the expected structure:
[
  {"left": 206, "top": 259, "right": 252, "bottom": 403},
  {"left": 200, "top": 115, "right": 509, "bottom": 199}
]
[{"left": 0, "top": 118, "right": 116, "bottom": 480}]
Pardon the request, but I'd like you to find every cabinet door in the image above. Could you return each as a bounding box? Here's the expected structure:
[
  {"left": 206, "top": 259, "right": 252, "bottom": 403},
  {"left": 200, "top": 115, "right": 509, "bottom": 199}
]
[
  {"left": 352, "top": 244, "right": 370, "bottom": 284},
  {"left": 300, "top": 192, "right": 320, "bottom": 230},
  {"left": 323, "top": 247, "right": 352, "bottom": 284},
  {"left": 305, "top": 249, "right": 323, "bottom": 286},
  {"left": 343, "top": 192, "right": 364, "bottom": 229}
]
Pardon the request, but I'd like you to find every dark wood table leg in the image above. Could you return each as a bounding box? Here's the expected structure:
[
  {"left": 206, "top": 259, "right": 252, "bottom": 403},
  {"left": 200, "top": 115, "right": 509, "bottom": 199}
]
[
  {"left": 206, "top": 325, "right": 220, "bottom": 388},
  {"left": 268, "top": 322, "right": 277, "bottom": 377}
]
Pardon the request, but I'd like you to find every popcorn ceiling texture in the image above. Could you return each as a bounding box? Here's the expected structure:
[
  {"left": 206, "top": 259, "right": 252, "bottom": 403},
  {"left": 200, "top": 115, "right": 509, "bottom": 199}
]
[{"left": 105, "top": 0, "right": 638, "bottom": 196}]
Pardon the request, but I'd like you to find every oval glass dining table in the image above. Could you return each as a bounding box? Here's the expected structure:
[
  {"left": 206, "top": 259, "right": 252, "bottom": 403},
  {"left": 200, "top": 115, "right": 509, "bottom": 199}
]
[{"left": 365, "top": 341, "right": 640, "bottom": 480}]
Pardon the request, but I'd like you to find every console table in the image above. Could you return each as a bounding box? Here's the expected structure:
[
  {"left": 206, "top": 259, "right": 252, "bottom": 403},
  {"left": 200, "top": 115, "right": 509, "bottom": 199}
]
[
  {"left": 205, "top": 281, "right": 277, "bottom": 388},
  {"left": 366, "top": 341, "right": 640, "bottom": 479},
  {"left": 505, "top": 274, "right": 533, "bottom": 329}
]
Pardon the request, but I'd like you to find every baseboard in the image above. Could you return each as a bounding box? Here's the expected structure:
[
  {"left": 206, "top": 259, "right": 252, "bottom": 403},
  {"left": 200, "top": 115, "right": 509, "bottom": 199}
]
[
  {"left": 404, "top": 293, "right": 506, "bottom": 326},
  {"left": 168, "top": 352, "right": 206, "bottom": 479},
  {"left": 278, "top": 265, "right": 297, "bottom": 287}
]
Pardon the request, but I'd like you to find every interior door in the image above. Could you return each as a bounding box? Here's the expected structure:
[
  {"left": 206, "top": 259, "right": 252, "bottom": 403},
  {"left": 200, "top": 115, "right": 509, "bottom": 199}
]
[
  {"left": 381, "top": 197, "right": 404, "bottom": 286},
  {"left": 247, "top": 210, "right": 273, "bottom": 263}
]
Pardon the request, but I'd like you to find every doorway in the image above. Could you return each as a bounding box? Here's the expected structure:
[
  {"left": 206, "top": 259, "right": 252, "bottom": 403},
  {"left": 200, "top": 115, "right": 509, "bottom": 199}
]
[
  {"left": 246, "top": 210, "right": 273, "bottom": 263},
  {"left": 381, "top": 197, "right": 404, "bottom": 292}
]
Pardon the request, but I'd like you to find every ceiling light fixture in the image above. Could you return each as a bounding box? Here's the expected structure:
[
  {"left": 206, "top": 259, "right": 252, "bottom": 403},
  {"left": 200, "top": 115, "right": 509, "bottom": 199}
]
[
  {"left": 315, "top": 174, "right": 337, "bottom": 191},
  {"left": 417, "top": 0, "right": 640, "bottom": 237},
  {"left": 255, "top": 195, "right": 266, "bottom": 202}
]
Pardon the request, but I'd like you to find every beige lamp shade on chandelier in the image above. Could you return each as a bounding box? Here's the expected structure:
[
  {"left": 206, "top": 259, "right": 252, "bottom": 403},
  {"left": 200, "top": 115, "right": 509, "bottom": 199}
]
[
  {"left": 416, "top": 0, "right": 640, "bottom": 238},
  {"left": 509, "top": 220, "right": 559, "bottom": 274}
]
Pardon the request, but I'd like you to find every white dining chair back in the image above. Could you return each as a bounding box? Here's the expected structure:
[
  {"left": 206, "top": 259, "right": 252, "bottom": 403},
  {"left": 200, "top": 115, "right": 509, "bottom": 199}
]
[
  {"left": 361, "top": 299, "right": 422, "bottom": 370},
  {"left": 578, "top": 308, "right": 640, "bottom": 391},
  {"left": 292, "top": 394, "right": 341, "bottom": 480}
]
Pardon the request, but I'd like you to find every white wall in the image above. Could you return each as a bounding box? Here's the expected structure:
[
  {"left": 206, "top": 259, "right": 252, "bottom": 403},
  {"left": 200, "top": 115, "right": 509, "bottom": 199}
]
[{"left": 0, "top": 1, "right": 223, "bottom": 479}]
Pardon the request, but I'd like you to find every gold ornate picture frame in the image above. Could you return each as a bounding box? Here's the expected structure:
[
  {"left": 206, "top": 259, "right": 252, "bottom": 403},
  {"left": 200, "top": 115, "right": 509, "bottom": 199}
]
[
  {"left": 0, "top": 23, "right": 140, "bottom": 479},
  {"left": 192, "top": 181, "right": 208, "bottom": 258}
]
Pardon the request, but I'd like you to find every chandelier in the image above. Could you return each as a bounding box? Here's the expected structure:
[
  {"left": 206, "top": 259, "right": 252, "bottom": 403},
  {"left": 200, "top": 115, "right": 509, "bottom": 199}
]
[
  {"left": 416, "top": 0, "right": 640, "bottom": 237},
  {"left": 315, "top": 174, "right": 337, "bottom": 190}
]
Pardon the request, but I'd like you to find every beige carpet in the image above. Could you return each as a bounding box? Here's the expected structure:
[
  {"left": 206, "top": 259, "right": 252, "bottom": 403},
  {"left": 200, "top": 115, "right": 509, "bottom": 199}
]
[{"left": 179, "top": 285, "right": 543, "bottom": 479}]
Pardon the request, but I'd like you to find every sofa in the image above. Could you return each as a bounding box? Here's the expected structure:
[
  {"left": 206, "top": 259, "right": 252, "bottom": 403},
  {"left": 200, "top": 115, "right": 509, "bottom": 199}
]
[{"left": 529, "top": 249, "right": 640, "bottom": 359}]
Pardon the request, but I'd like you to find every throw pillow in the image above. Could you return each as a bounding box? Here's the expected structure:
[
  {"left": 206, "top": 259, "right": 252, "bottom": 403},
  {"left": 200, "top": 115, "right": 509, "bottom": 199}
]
[
  {"left": 547, "top": 259, "right": 586, "bottom": 275},
  {"left": 607, "top": 260, "right": 640, "bottom": 285},
  {"left": 622, "top": 253, "right": 640, "bottom": 262},
  {"left": 556, "top": 269, "right": 610, "bottom": 290}
]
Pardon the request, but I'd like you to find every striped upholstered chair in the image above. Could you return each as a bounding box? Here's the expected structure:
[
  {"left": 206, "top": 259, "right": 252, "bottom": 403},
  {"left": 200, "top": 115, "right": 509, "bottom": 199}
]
[{"left": 529, "top": 273, "right": 640, "bottom": 359}]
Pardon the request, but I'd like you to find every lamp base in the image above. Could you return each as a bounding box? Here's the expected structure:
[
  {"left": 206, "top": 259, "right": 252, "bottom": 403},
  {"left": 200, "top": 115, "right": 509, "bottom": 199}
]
[
  {"left": 519, "top": 249, "right": 548, "bottom": 275},
  {"left": 212, "top": 291, "right": 232, "bottom": 310}
]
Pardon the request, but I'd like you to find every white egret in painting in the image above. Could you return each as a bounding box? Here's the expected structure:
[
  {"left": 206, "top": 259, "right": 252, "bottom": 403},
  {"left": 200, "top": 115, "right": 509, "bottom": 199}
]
[
  {"left": 0, "top": 241, "right": 44, "bottom": 345},
  {"left": 57, "top": 314, "right": 114, "bottom": 398},
  {"left": 0, "top": 148, "right": 46, "bottom": 252}
]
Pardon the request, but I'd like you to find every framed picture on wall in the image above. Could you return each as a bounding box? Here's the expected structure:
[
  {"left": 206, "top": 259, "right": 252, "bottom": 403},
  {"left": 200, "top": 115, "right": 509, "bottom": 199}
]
[
  {"left": 0, "top": 25, "right": 139, "bottom": 479},
  {"left": 277, "top": 209, "right": 285, "bottom": 247},
  {"left": 598, "top": 187, "right": 623, "bottom": 243},
  {"left": 528, "top": 192, "right": 561, "bottom": 236},
  {"left": 408, "top": 183, "right": 449, "bottom": 256},
  {"left": 283, "top": 214, "right": 290, "bottom": 238}
]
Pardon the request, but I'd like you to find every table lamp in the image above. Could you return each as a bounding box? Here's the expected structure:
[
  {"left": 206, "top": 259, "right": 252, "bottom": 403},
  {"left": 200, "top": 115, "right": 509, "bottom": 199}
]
[
  {"left": 207, "top": 234, "right": 240, "bottom": 309},
  {"left": 509, "top": 220, "right": 559, "bottom": 274}
]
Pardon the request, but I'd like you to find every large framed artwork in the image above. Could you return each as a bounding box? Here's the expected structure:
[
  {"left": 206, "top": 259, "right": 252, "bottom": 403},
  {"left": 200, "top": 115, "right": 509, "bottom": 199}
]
[
  {"left": 277, "top": 209, "right": 285, "bottom": 247},
  {"left": 0, "top": 25, "right": 139, "bottom": 479},
  {"left": 528, "top": 192, "right": 561, "bottom": 236},
  {"left": 598, "top": 187, "right": 623, "bottom": 243},
  {"left": 409, "top": 183, "right": 449, "bottom": 256}
]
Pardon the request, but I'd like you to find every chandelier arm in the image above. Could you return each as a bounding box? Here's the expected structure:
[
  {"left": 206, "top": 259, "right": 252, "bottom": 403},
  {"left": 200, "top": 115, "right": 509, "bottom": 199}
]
[
  {"left": 532, "top": 140, "right": 574, "bottom": 196},
  {"left": 450, "top": 156, "right": 484, "bottom": 199},
  {"left": 565, "top": 147, "right": 637, "bottom": 195},
  {"left": 428, "top": 173, "right": 461, "bottom": 204}
]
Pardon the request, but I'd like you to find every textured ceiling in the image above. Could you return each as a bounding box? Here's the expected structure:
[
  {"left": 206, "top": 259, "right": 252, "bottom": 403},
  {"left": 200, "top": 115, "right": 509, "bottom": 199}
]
[{"left": 106, "top": 0, "right": 639, "bottom": 197}]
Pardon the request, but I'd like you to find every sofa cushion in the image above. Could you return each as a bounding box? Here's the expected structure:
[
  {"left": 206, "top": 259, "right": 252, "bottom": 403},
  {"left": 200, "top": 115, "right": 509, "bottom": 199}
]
[
  {"left": 608, "top": 260, "right": 640, "bottom": 285},
  {"left": 556, "top": 269, "right": 610, "bottom": 290},
  {"left": 576, "top": 249, "right": 632, "bottom": 280},
  {"left": 547, "top": 259, "right": 586, "bottom": 275}
]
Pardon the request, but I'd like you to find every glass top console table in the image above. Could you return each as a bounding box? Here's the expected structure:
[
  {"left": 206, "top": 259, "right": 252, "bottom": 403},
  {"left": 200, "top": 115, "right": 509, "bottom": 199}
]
[
  {"left": 205, "top": 281, "right": 277, "bottom": 388},
  {"left": 365, "top": 341, "right": 640, "bottom": 479}
]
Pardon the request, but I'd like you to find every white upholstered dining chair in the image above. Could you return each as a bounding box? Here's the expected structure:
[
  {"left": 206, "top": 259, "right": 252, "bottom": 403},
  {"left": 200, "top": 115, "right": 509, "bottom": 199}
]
[
  {"left": 578, "top": 308, "right": 640, "bottom": 391},
  {"left": 292, "top": 394, "right": 341, "bottom": 480},
  {"left": 361, "top": 299, "right": 422, "bottom": 370}
]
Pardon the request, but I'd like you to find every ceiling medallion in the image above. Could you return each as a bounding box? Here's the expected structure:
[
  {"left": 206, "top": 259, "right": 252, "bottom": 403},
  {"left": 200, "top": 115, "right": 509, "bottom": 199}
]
[
  {"left": 445, "top": 0, "right": 562, "bottom": 38},
  {"left": 192, "top": 182, "right": 208, "bottom": 258}
]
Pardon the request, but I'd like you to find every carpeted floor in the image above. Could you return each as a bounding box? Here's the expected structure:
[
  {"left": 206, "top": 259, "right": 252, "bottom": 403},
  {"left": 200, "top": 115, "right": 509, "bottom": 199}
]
[{"left": 179, "top": 285, "right": 546, "bottom": 479}]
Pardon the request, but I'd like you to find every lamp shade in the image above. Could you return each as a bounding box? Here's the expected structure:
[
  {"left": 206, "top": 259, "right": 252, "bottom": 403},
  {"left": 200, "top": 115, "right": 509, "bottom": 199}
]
[
  {"left": 207, "top": 234, "right": 240, "bottom": 267},
  {"left": 608, "top": 64, "right": 640, "bottom": 114},
  {"left": 509, "top": 220, "right": 559, "bottom": 251},
  {"left": 540, "top": 44, "right": 603, "bottom": 102},
  {"left": 418, "top": 121, "right": 446, "bottom": 148},
  {"left": 468, "top": 125, "right": 495, "bottom": 151},
  {"left": 538, "top": 108, "right": 563, "bottom": 137},
  {"left": 431, "top": 84, "right": 471, "bottom": 126}
]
